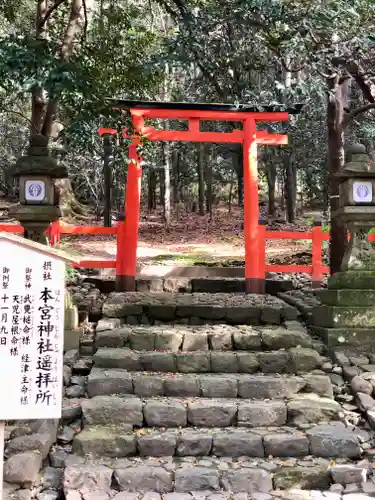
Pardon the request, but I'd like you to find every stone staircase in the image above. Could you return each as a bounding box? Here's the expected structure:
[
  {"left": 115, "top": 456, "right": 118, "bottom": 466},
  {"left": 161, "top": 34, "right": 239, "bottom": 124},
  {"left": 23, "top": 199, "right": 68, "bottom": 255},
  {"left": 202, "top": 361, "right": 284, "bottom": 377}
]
[{"left": 65, "top": 292, "right": 369, "bottom": 498}]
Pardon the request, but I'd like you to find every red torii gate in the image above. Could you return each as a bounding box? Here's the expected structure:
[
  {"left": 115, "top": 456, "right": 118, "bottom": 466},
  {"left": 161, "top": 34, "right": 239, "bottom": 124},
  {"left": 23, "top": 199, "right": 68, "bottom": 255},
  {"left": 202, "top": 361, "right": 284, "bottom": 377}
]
[{"left": 99, "top": 100, "right": 302, "bottom": 293}]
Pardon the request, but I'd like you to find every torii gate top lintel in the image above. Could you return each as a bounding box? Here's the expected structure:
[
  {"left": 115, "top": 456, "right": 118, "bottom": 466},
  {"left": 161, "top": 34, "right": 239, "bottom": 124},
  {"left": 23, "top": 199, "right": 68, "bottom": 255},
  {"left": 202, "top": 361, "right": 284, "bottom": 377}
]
[
  {"left": 99, "top": 99, "right": 303, "bottom": 294},
  {"left": 100, "top": 99, "right": 302, "bottom": 145}
]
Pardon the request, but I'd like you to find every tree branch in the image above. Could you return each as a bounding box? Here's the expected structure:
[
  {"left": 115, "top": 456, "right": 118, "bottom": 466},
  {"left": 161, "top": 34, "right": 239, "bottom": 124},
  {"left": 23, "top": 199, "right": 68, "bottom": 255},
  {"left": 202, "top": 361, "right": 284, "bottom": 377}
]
[
  {"left": 42, "top": 0, "right": 84, "bottom": 137},
  {"left": 37, "top": 0, "right": 69, "bottom": 31},
  {"left": 344, "top": 103, "right": 375, "bottom": 127}
]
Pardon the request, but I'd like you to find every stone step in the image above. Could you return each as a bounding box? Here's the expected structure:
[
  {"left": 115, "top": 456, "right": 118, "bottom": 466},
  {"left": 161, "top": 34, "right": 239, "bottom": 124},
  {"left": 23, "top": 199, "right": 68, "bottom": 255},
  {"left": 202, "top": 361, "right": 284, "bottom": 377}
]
[
  {"left": 87, "top": 369, "right": 333, "bottom": 399},
  {"left": 63, "top": 450, "right": 369, "bottom": 495},
  {"left": 72, "top": 423, "right": 361, "bottom": 459},
  {"left": 81, "top": 394, "right": 341, "bottom": 428},
  {"left": 95, "top": 322, "right": 323, "bottom": 353},
  {"left": 92, "top": 347, "right": 324, "bottom": 374},
  {"left": 102, "top": 292, "right": 299, "bottom": 325}
]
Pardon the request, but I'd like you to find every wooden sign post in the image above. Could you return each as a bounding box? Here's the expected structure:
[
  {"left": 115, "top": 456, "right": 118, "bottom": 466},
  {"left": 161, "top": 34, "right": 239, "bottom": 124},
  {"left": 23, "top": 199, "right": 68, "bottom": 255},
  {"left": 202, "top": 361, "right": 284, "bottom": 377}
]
[{"left": 0, "top": 233, "right": 74, "bottom": 498}]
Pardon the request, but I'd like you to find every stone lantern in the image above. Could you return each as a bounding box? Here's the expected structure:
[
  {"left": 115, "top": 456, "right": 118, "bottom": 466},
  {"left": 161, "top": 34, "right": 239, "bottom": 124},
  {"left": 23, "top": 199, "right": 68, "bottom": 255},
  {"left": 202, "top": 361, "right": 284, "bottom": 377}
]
[
  {"left": 335, "top": 143, "right": 375, "bottom": 270},
  {"left": 9, "top": 135, "right": 68, "bottom": 244},
  {"left": 310, "top": 143, "right": 375, "bottom": 349}
]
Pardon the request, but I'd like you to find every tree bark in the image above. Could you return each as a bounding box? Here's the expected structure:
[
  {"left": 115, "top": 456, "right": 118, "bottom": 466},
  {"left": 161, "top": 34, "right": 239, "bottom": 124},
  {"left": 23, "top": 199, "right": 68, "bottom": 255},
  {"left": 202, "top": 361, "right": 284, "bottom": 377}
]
[
  {"left": 205, "top": 145, "right": 214, "bottom": 217},
  {"left": 266, "top": 156, "right": 277, "bottom": 217},
  {"left": 327, "top": 76, "right": 346, "bottom": 274},
  {"left": 163, "top": 142, "right": 171, "bottom": 230},
  {"left": 103, "top": 134, "right": 112, "bottom": 227},
  {"left": 197, "top": 143, "right": 205, "bottom": 215}
]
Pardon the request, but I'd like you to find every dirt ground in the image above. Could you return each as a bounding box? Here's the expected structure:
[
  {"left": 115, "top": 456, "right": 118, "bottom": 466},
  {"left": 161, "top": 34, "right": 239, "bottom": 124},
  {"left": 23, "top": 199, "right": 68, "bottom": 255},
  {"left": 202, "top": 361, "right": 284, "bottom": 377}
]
[{"left": 1, "top": 199, "right": 319, "bottom": 268}]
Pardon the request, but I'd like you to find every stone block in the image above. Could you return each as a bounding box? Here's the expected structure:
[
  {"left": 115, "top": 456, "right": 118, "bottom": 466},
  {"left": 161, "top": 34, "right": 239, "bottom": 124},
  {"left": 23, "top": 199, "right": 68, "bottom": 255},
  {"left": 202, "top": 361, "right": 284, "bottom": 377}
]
[
  {"left": 164, "top": 375, "right": 200, "bottom": 397},
  {"left": 258, "top": 351, "right": 290, "bottom": 373},
  {"left": 155, "top": 330, "right": 183, "bottom": 351},
  {"left": 261, "top": 328, "right": 312, "bottom": 349},
  {"left": 287, "top": 394, "right": 341, "bottom": 425},
  {"left": 238, "top": 400, "right": 287, "bottom": 427},
  {"left": 303, "top": 374, "right": 334, "bottom": 398},
  {"left": 87, "top": 368, "right": 133, "bottom": 398},
  {"left": 137, "top": 431, "right": 177, "bottom": 456},
  {"left": 95, "top": 330, "right": 125, "bottom": 348},
  {"left": 176, "top": 352, "right": 211, "bottom": 373},
  {"left": 175, "top": 467, "right": 220, "bottom": 492},
  {"left": 128, "top": 328, "right": 156, "bottom": 350},
  {"left": 64, "top": 328, "right": 82, "bottom": 351},
  {"left": 327, "top": 271, "right": 375, "bottom": 290},
  {"left": 164, "top": 277, "right": 192, "bottom": 293},
  {"left": 143, "top": 400, "right": 187, "bottom": 427},
  {"left": 210, "top": 352, "right": 239, "bottom": 373},
  {"left": 312, "top": 304, "right": 375, "bottom": 328},
  {"left": 133, "top": 374, "right": 165, "bottom": 397},
  {"left": 317, "top": 289, "right": 375, "bottom": 307},
  {"left": 260, "top": 306, "right": 281, "bottom": 324},
  {"left": 63, "top": 464, "right": 113, "bottom": 492},
  {"left": 288, "top": 348, "right": 322, "bottom": 372},
  {"left": 263, "top": 433, "right": 309, "bottom": 457},
  {"left": 220, "top": 469, "right": 272, "bottom": 494},
  {"left": 147, "top": 305, "right": 176, "bottom": 321},
  {"left": 176, "top": 430, "right": 213, "bottom": 456},
  {"left": 96, "top": 318, "right": 122, "bottom": 332},
  {"left": 141, "top": 352, "right": 177, "bottom": 372},
  {"left": 237, "top": 353, "right": 259, "bottom": 373},
  {"left": 187, "top": 400, "right": 237, "bottom": 427},
  {"left": 103, "top": 294, "right": 143, "bottom": 317},
  {"left": 114, "top": 466, "right": 173, "bottom": 493},
  {"left": 226, "top": 307, "right": 260, "bottom": 325},
  {"left": 182, "top": 332, "right": 208, "bottom": 351},
  {"left": 238, "top": 375, "right": 305, "bottom": 399},
  {"left": 200, "top": 375, "right": 238, "bottom": 398},
  {"left": 82, "top": 396, "right": 143, "bottom": 426},
  {"left": 212, "top": 431, "right": 264, "bottom": 457},
  {"left": 232, "top": 330, "right": 262, "bottom": 350},
  {"left": 209, "top": 331, "right": 233, "bottom": 350},
  {"left": 72, "top": 425, "right": 135, "bottom": 457},
  {"left": 93, "top": 348, "right": 142, "bottom": 371},
  {"left": 331, "top": 464, "right": 367, "bottom": 484},
  {"left": 307, "top": 423, "right": 361, "bottom": 458},
  {"left": 273, "top": 466, "right": 330, "bottom": 490}
]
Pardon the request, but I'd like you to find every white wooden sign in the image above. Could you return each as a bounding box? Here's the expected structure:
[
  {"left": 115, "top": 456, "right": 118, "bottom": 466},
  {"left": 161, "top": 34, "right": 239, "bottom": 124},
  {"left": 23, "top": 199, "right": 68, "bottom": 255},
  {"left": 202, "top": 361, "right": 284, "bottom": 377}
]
[
  {"left": 0, "top": 233, "right": 73, "bottom": 419},
  {"left": 353, "top": 181, "right": 372, "bottom": 203}
]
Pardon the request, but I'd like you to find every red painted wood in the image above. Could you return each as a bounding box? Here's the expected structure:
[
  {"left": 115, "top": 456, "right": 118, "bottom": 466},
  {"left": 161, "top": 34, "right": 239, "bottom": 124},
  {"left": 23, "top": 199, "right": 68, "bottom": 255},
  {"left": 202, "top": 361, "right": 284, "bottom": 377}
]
[
  {"left": 266, "top": 231, "right": 312, "bottom": 240},
  {"left": 72, "top": 260, "right": 117, "bottom": 269},
  {"left": 311, "top": 225, "right": 323, "bottom": 286},
  {"left": 138, "top": 127, "right": 244, "bottom": 143},
  {"left": 243, "top": 119, "right": 260, "bottom": 281},
  {"left": 266, "top": 264, "right": 313, "bottom": 273},
  {"left": 258, "top": 225, "right": 267, "bottom": 280},
  {"left": 98, "top": 127, "right": 117, "bottom": 136},
  {"left": 115, "top": 221, "right": 126, "bottom": 277},
  {"left": 0, "top": 224, "right": 24, "bottom": 233},
  {"left": 255, "top": 133, "right": 288, "bottom": 145},
  {"left": 127, "top": 108, "right": 289, "bottom": 122},
  {"left": 121, "top": 139, "right": 142, "bottom": 277},
  {"left": 59, "top": 225, "right": 117, "bottom": 235}
]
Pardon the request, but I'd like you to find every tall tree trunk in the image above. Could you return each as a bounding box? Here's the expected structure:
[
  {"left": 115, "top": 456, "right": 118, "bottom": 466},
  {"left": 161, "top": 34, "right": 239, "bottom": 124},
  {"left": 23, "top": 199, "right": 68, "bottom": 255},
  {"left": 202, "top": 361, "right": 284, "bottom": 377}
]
[
  {"left": 284, "top": 157, "right": 296, "bottom": 222},
  {"left": 197, "top": 143, "right": 205, "bottom": 215},
  {"left": 148, "top": 169, "right": 157, "bottom": 212},
  {"left": 266, "top": 158, "right": 277, "bottom": 217},
  {"left": 163, "top": 142, "right": 171, "bottom": 230},
  {"left": 205, "top": 145, "right": 214, "bottom": 217},
  {"left": 159, "top": 169, "right": 165, "bottom": 207},
  {"left": 327, "top": 76, "right": 346, "bottom": 273},
  {"left": 103, "top": 134, "right": 112, "bottom": 227},
  {"left": 237, "top": 151, "right": 244, "bottom": 207},
  {"left": 283, "top": 59, "right": 296, "bottom": 222}
]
